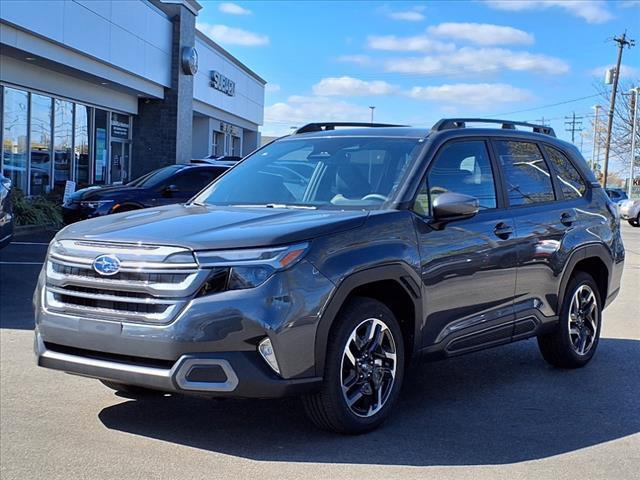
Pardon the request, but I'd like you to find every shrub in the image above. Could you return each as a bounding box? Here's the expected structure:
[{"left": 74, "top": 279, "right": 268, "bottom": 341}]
[{"left": 10, "top": 189, "right": 63, "bottom": 226}]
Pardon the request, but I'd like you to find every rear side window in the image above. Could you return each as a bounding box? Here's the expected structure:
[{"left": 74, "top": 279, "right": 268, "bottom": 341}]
[
  {"left": 173, "top": 168, "right": 223, "bottom": 192},
  {"left": 494, "top": 140, "right": 555, "bottom": 206},
  {"left": 544, "top": 146, "right": 586, "bottom": 199}
]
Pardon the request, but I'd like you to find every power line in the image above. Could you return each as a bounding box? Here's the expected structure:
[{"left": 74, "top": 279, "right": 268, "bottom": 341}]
[
  {"left": 565, "top": 112, "right": 584, "bottom": 143},
  {"left": 486, "top": 94, "right": 600, "bottom": 118}
]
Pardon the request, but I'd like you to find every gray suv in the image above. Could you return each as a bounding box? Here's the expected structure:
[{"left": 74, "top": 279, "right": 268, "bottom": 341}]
[{"left": 34, "top": 120, "right": 625, "bottom": 434}]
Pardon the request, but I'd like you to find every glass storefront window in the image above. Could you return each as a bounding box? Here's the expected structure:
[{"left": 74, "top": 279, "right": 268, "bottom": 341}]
[
  {"left": 30, "top": 94, "right": 53, "bottom": 195},
  {"left": 94, "top": 109, "right": 108, "bottom": 184},
  {"left": 2, "top": 87, "right": 29, "bottom": 193},
  {"left": 74, "top": 104, "right": 90, "bottom": 188},
  {"left": 53, "top": 99, "right": 73, "bottom": 194}
]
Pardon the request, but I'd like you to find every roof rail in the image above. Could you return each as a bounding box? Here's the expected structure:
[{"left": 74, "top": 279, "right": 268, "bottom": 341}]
[
  {"left": 432, "top": 118, "right": 556, "bottom": 137},
  {"left": 294, "top": 122, "right": 406, "bottom": 134}
]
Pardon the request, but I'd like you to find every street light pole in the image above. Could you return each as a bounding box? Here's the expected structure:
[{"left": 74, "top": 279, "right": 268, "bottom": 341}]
[
  {"left": 369, "top": 106, "right": 375, "bottom": 124},
  {"left": 591, "top": 105, "right": 601, "bottom": 172},
  {"left": 629, "top": 88, "right": 639, "bottom": 197}
]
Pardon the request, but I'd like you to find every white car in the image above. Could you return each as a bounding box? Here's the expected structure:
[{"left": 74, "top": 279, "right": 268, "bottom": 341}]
[{"left": 619, "top": 199, "right": 640, "bottom": 227}]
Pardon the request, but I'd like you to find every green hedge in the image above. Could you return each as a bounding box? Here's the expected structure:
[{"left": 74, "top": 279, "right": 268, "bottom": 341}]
[{"left": 11, "top": 189, "right": 63, "bottom": 226}]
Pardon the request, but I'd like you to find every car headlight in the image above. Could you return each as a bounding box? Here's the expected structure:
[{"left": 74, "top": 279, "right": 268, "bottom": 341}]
[
  {"left": 196, "top": 243, "right": 309, "bottom": 290},
  {"left": 79, "top": 200, "right": 114, "bottom": 209}
]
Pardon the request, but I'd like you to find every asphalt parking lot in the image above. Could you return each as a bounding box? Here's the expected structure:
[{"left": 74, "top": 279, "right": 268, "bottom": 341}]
[{"left": 1, "top": 225, "right": 638, "bottom": 480}]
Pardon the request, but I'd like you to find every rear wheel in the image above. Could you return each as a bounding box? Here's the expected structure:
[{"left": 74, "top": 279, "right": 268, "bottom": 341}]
[
  {"left": 537, "top": 272, "right": 602, "bottom": 368},
  {"left": 303, "top": 297, "right": 404, "bottom": 434}
]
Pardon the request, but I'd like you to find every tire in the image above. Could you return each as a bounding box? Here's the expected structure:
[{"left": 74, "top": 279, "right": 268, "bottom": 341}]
[
  {"left": 303, "top": 297, "right": 405, "bottom": 434},
  {"left": 629, "top": 214, "right": 640, "bottom": 227},
  {"left": 99, "top": 380, "right": 160, "bottom": 396},
  {"left": 537, "top": 271, "right": 602, "bottom": 369}
]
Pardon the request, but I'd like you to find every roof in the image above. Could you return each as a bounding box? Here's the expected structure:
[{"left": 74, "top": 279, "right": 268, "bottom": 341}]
[{"left": 195, "top": 30, "right": 266, "bottom": 85}]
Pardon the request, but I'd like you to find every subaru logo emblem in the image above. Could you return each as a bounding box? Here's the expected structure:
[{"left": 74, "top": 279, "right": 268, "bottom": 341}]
[{"left": 93, "top": 254, "right": 121, "bottom": 276}]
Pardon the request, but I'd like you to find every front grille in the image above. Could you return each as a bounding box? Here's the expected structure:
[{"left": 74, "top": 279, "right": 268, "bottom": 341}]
[
  {"left": 44, "top": 342, "right": 175, "bottom": 369},
  {"left": 44, "top": 240, "right": 209, "bottom": 324},
  {"left": 52, "top": 263, "right": 190, "bottom": 284}
]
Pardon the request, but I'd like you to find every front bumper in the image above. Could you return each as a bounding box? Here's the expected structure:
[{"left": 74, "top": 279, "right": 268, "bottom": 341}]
[{"left": 35, "top": 331, "right": 321, "bottom": 398}]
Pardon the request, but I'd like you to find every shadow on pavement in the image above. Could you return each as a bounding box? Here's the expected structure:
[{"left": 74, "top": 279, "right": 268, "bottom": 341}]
[{"left": 98, "top": 338, "right": 640, "bottom": 466}]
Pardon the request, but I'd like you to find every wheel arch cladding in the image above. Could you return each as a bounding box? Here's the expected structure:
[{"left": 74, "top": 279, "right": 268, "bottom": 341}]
[
  {"left": 559, "top": 245, "right": 611, "bottom": 313},
  {"left": 314, "top": 264, "right": 422, "bottom": 376}
]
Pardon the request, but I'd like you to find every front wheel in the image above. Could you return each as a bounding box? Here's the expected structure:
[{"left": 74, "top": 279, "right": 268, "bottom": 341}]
[
  {"left": 537, "top": 272, "right": 602, "bottom": 368},
  {"left": 303, "top": 297, "right": 404, "bottom": 434}
]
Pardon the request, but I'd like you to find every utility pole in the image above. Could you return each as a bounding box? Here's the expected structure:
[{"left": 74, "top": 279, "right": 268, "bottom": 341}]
[
  {"left": 591, "top": 105, "right": 602, "bottom": 172},
  {"left": 535, "top": 117, "right": 549, "bottom": 126},
  {"left": 603, "top": 31, "right": 635, "bottom": 188},
  {"left": 565, "top": 112, "right": 583, "bottom": 144},
  {"left": 369, "top": 106, "right": 376, "bottom": 124}
]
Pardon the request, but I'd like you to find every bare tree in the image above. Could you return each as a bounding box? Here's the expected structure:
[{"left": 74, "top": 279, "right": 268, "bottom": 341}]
[{"left": 593, "top": 80, "right": 640, "bottom": 177}]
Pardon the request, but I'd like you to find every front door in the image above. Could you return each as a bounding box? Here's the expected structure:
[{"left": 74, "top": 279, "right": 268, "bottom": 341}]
[
  {"left": 109, "top": 141, "right": 130, "bottom": 184},
  {"left": 414, "top": 139, "right": 518, "bottom": 354}
]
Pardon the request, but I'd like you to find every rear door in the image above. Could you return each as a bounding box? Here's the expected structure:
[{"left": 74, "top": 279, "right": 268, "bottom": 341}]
[
  {"left": 414, "top": 138, "right": 518, "bottom": 354},
  {"left": 157, "top": 167, "right": 225, "bottom": 205},
  {"left": 490, "top": 139, "right": 586, "bottom": 333}
]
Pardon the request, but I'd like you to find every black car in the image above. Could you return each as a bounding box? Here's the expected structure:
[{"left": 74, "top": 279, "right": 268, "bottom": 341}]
[
  {"left": 36, "top": 120, "right": 624, "bottom": 434},
  {"left": 0, "top": 173, "right": 14, "bottom": 249},
  {"left": 62, "top": 163, "right": 231, "bottom": 224}
]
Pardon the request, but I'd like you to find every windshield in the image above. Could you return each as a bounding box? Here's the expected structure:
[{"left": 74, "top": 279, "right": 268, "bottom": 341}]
[
  {"left": 127, "top": 165, "right": 183, "bottom": 188},
  {"left": 194, "top": 136, "right": 423, "bottom": 209}
]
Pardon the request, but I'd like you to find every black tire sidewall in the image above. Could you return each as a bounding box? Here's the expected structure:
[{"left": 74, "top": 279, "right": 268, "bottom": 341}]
[{"left": 324, "top": 298, "right": 405, "bottom": 433}]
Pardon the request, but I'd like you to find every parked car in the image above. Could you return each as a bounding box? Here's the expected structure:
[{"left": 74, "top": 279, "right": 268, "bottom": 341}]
[
  {"left": 192, "top": 155, "right": 242, "bottom": 165},
  {"left": 35, "top": 119, "right": 624, "bottom": 434},
  {"left": 605, "top": 187, "right": 628, "bottom": 207},
  {"left": 0, "top": 173, "right": 14, "bottom": 249},
  {"left": 619, "top": 198, "right": 640, "bottom": 226},
  {"left": 62, "top": 163, "right": 231, "bottom": 224}
]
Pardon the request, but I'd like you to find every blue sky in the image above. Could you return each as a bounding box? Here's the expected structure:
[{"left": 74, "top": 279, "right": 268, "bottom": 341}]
[{"left": 197, "top": 0, "right": 639, "bottom": 167}]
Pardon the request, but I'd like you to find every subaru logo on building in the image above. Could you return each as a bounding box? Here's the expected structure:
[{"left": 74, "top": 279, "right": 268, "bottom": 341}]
[{"left": 92, "top": 254, "right": 121, "bottom": 276}]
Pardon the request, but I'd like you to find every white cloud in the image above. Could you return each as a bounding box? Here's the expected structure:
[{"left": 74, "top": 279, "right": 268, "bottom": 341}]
[
  {"left": 264, "top": 95, "right": 369, "bottom": 135},
  {"left": 483, "top": 1, "right": 613, "bottom": 24},
  {"left": 218, "top": 2, "right": 252, "bottom": 15},
  {"left": 367, "top": 34, "right": 455, "bottom": 53},
  {"left": 337, "top": 54, "right": 373, "bottom": 65},
  {"left": 385, "top": 47, "right": 570, "bottom": 76},
  {"left": 265, "top": 83, "right": 281, "bottom": 93},
  {"left": 590, "top": 64, "right": 640, "bottom": 79},
  {"left": 408, "top": 83, "right": 534, "bottom": 108},
  {"left": 312, "top": 77, "right": 398, "bottom": 96},
  {"left": 427, "top": 22, "right": 534, "bottom": 46},
  {"left": 196, "top": 23, "right": 269, "bottom": 46}
]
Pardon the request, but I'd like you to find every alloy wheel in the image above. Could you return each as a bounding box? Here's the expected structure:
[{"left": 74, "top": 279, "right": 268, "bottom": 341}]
[
  {"left": 340, "top": 318, "right": 397, "bottom": 418},
  {"left": 568, "top": 285, "right": 598, "bottom": 356}
]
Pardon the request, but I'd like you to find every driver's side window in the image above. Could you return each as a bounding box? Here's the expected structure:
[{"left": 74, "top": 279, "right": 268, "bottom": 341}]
[{"left": 414, "top": 140, "right": 497, "bottom": 215}]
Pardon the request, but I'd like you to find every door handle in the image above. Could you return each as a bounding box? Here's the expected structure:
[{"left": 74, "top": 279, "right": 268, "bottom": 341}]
[
  {"left": 561, "top": 212, "right": 577, "bottom": 226},
  {"left": 494, "top": 222, "right": 513, "bottom": 239}
]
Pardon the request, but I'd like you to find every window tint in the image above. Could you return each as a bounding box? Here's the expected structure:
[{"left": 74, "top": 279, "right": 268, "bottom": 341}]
[
  {"left": 173, "top": 168, "right": 222, "bottom": 192},
  {"left": 544, "top": 146, "right": 586, "bottom": 199},
  {"left": 495, "top": 141, "right": 555, "bottom": 206},
  {"left": 420, "top": 140, "right": 497, "bottom": 213}
]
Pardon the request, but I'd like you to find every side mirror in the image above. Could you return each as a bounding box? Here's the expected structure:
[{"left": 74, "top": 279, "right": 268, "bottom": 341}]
[{"left": 432, "top": 192, "right": 480, "bottom": 221}]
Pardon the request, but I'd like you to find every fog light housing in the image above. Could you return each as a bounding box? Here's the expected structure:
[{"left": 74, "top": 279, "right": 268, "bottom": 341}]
[{"left": 258, "top": 338, "right": 280, "bottom": 375}]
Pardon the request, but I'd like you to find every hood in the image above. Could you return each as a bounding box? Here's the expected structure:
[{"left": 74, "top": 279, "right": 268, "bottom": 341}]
[
  {"left": 57, "top": 203, "right": 369, "bottom": 250},
  {"left": 69, "top": 185, "right": 144, "bottom": 201}
]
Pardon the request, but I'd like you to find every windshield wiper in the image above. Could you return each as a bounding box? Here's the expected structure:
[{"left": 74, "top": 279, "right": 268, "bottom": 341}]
[{"left": 230, "top": 203, "right": 317, "bottom": 210}]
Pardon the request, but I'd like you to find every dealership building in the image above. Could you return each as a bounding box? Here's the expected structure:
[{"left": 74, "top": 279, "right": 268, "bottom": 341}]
[{"left": 0, "top": 0, "right": 265, "bottom": 195}]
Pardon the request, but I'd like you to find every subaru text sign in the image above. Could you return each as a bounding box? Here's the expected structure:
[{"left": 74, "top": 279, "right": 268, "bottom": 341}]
[{"left": 210, "top": 71, "right": 235, "bottom": 96}]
